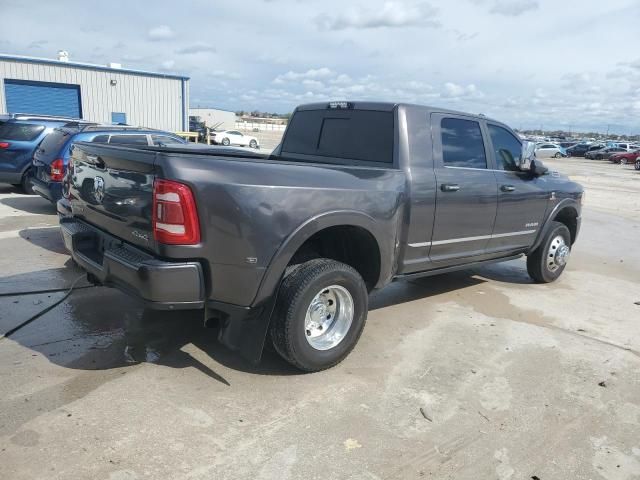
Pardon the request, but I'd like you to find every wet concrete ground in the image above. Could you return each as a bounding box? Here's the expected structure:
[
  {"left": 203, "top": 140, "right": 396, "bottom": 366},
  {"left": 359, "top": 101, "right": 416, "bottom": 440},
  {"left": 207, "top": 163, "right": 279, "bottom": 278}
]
[{"left": 0, "top": 158, "right": 639, "bottom": 479}]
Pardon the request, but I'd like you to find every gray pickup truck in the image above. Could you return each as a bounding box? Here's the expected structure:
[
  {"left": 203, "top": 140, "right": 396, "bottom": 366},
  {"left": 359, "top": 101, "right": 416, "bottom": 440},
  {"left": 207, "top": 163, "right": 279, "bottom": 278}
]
[{"left": 59, "top": 101, "right": 583, "bottom": 371}]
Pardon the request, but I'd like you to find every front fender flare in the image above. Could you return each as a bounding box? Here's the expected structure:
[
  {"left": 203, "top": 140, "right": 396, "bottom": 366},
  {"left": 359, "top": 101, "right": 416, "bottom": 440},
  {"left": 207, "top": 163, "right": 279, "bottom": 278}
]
[{"left": 528, "top": 198, "right": 580, "bottom": 254}]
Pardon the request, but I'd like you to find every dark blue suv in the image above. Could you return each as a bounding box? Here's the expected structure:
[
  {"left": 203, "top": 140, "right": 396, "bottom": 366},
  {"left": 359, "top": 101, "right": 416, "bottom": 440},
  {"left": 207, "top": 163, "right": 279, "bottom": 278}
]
[
  {"left": 0, "top": 114, "right": 87, "bottom": 193},
  {"left": 31, "top": 125, "right": 187, "bottom": 204}
]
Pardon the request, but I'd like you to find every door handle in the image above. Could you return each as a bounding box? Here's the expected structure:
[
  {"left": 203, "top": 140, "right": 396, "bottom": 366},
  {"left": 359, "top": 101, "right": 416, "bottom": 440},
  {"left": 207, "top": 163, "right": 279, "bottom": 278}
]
[
  {"left": 441, "top": 183, "right": 460, "bottom": 192},
  {"left": 501, "top": 184, "right": 516, "bottom": 192}
]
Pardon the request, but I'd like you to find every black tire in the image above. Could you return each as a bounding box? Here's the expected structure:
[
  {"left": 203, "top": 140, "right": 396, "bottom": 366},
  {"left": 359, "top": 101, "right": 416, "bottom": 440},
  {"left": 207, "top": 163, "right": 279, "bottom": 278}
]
[
  {"left": 635, "top": 160, "right": 640, "bottom": 171},
  {"left": 527, "top": 221, "right": 571, "bottom": 283},
  {"left": 249, "top": 139, "right": 257, "bottom": 149},
  {"left": 222, "top": 137, "right": 230, "bottom": 146},
  {"left": 596, "top": 154, "right": 603, "bottom": 160},
  {"left": 20, "top": 168, "right": 36, "bottom": 195},
  {"left": 270, "top": 259, "right": 368, "bottom": 372},
  {"left": 554, "top": 152, "right": 562, "bottom": 158},
  {"left": 621, "top": 158, "right": 627, "bottom": 165}
]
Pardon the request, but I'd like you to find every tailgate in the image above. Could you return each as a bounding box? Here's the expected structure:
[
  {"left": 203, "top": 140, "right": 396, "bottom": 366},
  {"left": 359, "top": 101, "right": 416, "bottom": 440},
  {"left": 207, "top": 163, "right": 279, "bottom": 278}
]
[{"left": 67, "top": 143, "right": 158, "bottom": 252}]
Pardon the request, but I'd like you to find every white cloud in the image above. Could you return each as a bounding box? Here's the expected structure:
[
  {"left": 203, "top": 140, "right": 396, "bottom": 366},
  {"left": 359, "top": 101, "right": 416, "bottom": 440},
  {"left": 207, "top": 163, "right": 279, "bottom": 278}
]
[
  {"left": 175, "top": 43, "right": 216, "bottom": 54},
  {"left": 147, "top": 25, "right": 175, "bottom": 41},
  {"left": 3, "top": 0, "right": 640, "bottom": 133},
  {"left": 315, "top": 1, "right": 440, "bottom": 30},
  {"left": 159, "top": 59, "right": 175, "bottom": 70},
  {"left": 489, "top": 0, "right": 539, "bottom": 16},
  {"left": 273, "top": 67, "right": 335, "bottom": 84},
  {"left": 443, "top": 82, "right": 481, "bottom": 98},
  {"left": 472, "top": 0, "right": 539, "bottom": 16}
]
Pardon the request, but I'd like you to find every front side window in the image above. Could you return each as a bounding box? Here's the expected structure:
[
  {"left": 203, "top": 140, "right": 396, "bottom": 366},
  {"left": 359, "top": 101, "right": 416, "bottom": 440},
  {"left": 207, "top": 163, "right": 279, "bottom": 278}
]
[
  {"left": 441, "top": 118, "right": 487, "bottom": 169},
  {"left": 488, "top": 124, "right": 521, "bottom": 172}
]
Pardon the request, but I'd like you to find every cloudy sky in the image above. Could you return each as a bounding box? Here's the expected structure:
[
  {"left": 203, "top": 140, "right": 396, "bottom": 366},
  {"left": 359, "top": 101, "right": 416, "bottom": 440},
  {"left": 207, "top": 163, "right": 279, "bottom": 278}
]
[{"left": 2, "top": 0, "right": 640, "bottom": 133}]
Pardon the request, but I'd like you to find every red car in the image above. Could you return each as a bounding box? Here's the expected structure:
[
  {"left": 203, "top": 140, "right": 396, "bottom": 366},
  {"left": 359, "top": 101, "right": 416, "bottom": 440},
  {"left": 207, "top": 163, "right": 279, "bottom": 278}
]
[{"left": 609, "top": 150, "right": 640, "bottom": 165}]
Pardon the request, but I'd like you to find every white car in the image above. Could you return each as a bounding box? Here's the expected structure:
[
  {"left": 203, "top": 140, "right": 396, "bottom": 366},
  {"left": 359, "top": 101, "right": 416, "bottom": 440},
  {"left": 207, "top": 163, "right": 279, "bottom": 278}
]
[
  {"left": 211, "top": 130, "right": 260, "bottom": 149},
  {"left": 535, "top": 143, "right": 566, "bottom": 158}
]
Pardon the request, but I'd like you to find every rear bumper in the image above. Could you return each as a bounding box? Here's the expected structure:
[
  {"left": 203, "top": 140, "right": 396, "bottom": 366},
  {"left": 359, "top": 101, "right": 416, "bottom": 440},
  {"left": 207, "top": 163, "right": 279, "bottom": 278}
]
[
  {"left": 31, "top": 178, "right": 63, "bottom": 203},
  {"left": 60, "top": 217, "right": 205, "bottom": 310}
]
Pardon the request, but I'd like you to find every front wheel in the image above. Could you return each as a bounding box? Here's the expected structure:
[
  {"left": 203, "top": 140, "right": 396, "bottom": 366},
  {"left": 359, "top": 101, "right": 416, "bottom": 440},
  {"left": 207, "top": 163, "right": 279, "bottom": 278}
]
[
  {"left": 554, "top": 152, "right": 562, "bottom": 158},
  {"left": 221, "top": 137, "right": 230, "bottom": 146},
  {"left": 249, "top": 139, "right": 258, "bottom": 149},
  {"left": 270, "top": 259, "right": 368, "bottom": 372},
  {"left": 527, "top": 221, "right": 571, "bottom": 283}
]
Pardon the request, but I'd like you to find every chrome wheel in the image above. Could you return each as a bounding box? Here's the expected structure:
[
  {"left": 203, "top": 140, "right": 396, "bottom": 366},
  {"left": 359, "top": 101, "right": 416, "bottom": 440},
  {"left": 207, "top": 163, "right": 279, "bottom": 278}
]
[
  {"left": 304, "top": 285, "right": 354, "bottom": 350},
  {"left": 547, "top": 235, "right": 570, "bottom": 272}
]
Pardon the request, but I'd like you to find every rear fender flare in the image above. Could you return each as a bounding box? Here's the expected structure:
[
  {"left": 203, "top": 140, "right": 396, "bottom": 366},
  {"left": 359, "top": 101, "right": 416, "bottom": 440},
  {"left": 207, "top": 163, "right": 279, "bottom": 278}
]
[
  {"left": 216, "top": 211, "right": 389, "bottom": 364},
  {"left": 252, "top": 210, "right": 389, "bottom": 307}
]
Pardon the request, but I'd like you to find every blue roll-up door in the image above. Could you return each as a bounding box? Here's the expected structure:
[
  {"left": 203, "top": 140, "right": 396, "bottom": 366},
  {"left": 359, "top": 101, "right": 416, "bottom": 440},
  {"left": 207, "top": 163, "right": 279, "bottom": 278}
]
[{"left": 4, "top": 79, "right": 82, "bottom": 118}]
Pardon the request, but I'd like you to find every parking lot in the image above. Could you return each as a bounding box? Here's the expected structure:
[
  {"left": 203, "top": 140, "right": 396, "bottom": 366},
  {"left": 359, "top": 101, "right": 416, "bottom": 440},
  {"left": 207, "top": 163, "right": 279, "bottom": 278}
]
[{"left": 0, "top": 158, "right": 639, "bottom": 479}]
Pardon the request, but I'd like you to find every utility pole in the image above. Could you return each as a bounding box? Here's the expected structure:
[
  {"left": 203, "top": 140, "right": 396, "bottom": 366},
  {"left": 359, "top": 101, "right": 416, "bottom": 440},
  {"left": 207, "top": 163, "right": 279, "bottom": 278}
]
[{"left": 606, "top": 124, "right": 610, "bottom": 137}]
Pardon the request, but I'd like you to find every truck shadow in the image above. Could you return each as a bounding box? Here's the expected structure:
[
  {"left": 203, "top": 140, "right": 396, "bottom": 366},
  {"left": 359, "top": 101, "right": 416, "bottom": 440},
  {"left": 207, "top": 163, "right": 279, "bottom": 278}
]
[
  {"left": 19, "top": 227, "right": 67, "bottom": 254},
  {"left": 1, "top": 261, "right": 532, "bottom": 384},
  {"left": 0, "top": 195, "right": 57, "bottom": 215}
]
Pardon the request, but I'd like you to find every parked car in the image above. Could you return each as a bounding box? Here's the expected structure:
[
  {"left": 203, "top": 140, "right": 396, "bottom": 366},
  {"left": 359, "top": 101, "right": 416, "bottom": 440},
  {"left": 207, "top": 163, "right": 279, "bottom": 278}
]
[
  {"left": 614, "top": 143, "right": 640, "bottom": 151},
  {"left": 636, "top": 158, "right": 640, "bottom": 171},
  {"left": 566, "top": 143, "right": 590, "bottom": 157},
  {"left": 584, "top": 146, "right": 627, "bottom": 160},
  {"left": 535, "top": 143, "right": 567, "bottom": 158},
  {"left": 59, "top": 101, "right": 583, "bottom": 371},
  {"left": 608, "top": 150, "right": 640, "bottom": 165},
  {"left": 31, "top": 125, "right": 186, "bottom": 203},
  {"left": 210, "top": 130, "right": 260, "bottom": 148},
  {"left": 0, "top": 113, "right": 91, "bottom": 193},
  {"left": 559, "top": 141, "right": 578, "bottom": 149}
]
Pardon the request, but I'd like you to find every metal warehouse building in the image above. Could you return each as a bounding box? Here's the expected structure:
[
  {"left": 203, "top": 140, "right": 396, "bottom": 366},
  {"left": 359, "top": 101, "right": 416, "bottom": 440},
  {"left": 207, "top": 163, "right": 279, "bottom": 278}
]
[{"left": 0, "top": 53, "right": 189, "bottom": 131}]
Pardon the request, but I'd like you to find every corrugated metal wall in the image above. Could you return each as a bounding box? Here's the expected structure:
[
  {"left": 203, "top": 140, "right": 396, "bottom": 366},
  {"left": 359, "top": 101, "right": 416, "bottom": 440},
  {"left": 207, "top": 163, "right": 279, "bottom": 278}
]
[{"left": 0, "top": 58, "right": 188, "bottom": 132}]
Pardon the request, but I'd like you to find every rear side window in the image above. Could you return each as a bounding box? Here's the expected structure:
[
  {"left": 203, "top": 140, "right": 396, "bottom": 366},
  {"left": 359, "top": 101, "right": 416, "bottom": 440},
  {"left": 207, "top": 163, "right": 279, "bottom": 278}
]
[
  {"left": 0, "top": 123, "right": 45, "bottom": 141},
  {"left": 151, "top": 134, "right": 184, "bottom": 146},
  {"left": 91, "top": 134, "right": 109, "bottom": 143},
  {"left": 488, "top": 124, "right": 521, "bottom": 172},
  {"left": 441, "top": 118, "right": 487, "bottom": 169},
  {"left": 282, "top": 109, "right": 394, "bottom": 164},
  {"left": 109, "top": 135, "right": 149, "bottom": 145}
]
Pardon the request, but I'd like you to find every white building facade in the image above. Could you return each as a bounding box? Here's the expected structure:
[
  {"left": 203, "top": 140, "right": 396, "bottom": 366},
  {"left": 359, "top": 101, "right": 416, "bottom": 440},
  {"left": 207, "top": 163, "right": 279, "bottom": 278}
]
[{"left": 0, "top": 54, "right": 189, "bottom": 131}]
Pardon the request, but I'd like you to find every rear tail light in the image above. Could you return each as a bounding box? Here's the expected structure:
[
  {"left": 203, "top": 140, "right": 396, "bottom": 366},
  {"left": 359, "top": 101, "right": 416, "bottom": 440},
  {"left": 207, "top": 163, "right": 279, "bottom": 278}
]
[
  {"left": 50, "top": 158, "right": 65, "bottom": 182},
  {"left": 0, "top": 142, "right": 10, "bottom": 149},
  {"left": 153, "top": 179, "right": 200, "bottom": 245}
]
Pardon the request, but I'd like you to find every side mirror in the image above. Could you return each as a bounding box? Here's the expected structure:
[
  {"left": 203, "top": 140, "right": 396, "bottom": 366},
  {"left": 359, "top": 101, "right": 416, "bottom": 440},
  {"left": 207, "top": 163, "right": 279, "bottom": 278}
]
[{"left": 518, "top": 141, "right": 536, "bottom": 171}]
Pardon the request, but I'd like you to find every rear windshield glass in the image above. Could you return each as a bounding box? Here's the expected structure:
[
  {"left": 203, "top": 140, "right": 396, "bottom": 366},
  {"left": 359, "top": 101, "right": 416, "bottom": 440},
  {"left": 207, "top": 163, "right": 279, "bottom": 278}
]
[
  {"left": 0, "top": 123, "right": 46, "bottom": 141},
  {"left": 35, "top": 128, "right": 76, "bottom": 161},
  {"left": 282, "top": 109, "right": 394, "bottom": 164}
]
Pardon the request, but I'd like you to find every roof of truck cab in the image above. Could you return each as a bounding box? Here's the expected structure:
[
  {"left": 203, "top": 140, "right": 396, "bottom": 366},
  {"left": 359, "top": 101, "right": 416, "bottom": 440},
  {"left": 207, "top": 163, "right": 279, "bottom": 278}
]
[{"left": 295, "top": 101, "right": 504, "bottom": 124}]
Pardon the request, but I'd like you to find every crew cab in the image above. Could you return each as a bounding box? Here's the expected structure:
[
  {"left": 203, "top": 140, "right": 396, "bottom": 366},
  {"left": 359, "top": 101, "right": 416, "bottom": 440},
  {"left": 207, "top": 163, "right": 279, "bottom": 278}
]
[{"left": 58, "top": 101, "right": 583, "bottom": 372}]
